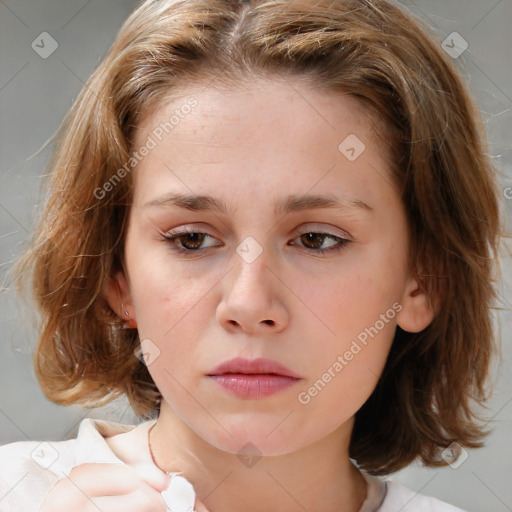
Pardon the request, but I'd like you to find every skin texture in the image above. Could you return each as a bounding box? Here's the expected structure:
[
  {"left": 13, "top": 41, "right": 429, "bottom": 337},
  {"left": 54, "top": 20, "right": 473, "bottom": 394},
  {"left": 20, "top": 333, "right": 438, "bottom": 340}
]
[
  {"left": 38, "top": 462, "right": 211, "bottom": 511},
  {"left": 38, "top": 464, "right": 170, "bottom": 511},
  {"left": 100, "top": 78, "right": 435, "bottom": 512}
]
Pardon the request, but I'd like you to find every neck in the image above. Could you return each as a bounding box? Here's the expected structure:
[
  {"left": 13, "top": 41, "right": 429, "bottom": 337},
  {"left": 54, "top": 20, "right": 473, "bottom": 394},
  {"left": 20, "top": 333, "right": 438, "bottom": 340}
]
[{"left": 149, "top": 403, "right": 367, "bottom": 512}]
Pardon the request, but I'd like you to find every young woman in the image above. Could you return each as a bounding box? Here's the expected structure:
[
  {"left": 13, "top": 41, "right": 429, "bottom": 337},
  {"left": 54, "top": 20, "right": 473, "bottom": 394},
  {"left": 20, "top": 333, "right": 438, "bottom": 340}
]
[{"left": 0, "top": 0, "right": 502, "bottom": 511}]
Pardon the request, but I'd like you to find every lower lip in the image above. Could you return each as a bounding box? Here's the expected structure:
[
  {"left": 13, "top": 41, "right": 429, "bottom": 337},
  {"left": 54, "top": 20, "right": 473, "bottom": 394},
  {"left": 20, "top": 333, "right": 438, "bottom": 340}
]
[{"left": 208, "top": 373, "right": 301, "bottom": 399}]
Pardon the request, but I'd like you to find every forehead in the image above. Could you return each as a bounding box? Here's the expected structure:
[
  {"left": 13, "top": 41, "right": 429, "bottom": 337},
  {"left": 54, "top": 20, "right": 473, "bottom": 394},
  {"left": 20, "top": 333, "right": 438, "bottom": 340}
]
[
  {"left": 129, "top": 78, "right": 395, "bottom": 209},
  {"left": 137, "top": 77, "right": 379, "bottom": 139},
  {"left": 133, "top": 76, "right": 384, "bottom": 150}
]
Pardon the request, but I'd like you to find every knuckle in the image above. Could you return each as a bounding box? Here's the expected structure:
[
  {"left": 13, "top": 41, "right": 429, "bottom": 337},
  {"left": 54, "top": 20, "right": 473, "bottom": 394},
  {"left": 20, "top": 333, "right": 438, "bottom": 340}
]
[
  {"left": 131, "top": 488, "right": 168, "bottom": 512},
  {"left": 68, "top": 462, "right": 98, "bottom": 479}
]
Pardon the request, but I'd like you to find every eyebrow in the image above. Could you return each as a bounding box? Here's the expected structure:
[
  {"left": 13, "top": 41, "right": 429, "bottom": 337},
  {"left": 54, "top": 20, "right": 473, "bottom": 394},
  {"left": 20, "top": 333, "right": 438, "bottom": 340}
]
[{"left": 143, "top": 192, "right": 373, "bottom": 216}]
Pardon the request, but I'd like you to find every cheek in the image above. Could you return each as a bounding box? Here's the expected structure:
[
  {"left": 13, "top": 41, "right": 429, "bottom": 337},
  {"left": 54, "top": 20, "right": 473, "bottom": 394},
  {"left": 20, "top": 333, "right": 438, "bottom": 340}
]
[
  {"left": 127, "top": 238, "right": 199, "bottom": 326},
  {"left": 125, "top": 246, "right": 195, "bottom": 355},
  {"left": 292, "top": 260, "right": 399, "bottom": 347},
  {"left": 292, "top": 274, "right": 398, "bottom": 432},
  {"left": 129, "top": 266, "right": 211, "bottom": 408},
  {"left": 125, "top": 245, "right": 230, "bottom": 386},
  {"left": 288, "top": 248, "right": 402, "bottom": 400},
  {"left": 132, "top": 273, "right": 206, "bottom": 354},
  {"left": 294, "top": 282, "right": 396, "bottom": 402}
]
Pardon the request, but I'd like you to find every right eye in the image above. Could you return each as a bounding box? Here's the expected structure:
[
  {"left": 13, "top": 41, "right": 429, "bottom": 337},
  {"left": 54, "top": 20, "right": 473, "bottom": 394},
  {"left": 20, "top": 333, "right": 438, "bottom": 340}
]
[{"left": 162, "top": 228, "right": 222, "bottom": 255}]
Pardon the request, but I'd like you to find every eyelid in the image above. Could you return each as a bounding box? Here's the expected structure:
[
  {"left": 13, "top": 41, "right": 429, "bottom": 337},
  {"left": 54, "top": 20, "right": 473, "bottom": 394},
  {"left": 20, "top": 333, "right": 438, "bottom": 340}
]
[
  {"left": 161, "top": 222, "right": 354, "bottom": 260},
  {"left": 164, "top": 223, "right": 352, "bottom": 240},
  {"left": 295, "top": 223, "right": 352, "bottom": 240},
  {"left": 164, "top": 223, "right": 220, "bottom": 237}
]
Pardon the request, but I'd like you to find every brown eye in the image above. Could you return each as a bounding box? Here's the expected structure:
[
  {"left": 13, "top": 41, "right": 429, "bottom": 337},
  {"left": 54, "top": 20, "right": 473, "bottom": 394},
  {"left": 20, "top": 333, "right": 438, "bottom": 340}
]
[
  {"left": 162, "top": 229, "right": 221, "bottom": 255},
  {"left": 292, "top": 232, "right": 351, "bottom": 254},
  {"left": 174, "top": 232, "right": 207, "bottom": 250}
]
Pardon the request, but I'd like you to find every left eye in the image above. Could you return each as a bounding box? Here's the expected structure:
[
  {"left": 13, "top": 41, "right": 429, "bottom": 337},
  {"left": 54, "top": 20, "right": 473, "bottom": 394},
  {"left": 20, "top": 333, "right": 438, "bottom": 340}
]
[
  {"left": 292, "top": 232, "right": 351, "bottom": 254},
  {"left": 162, "top": 230, "right": 351, "bottom": 255}
]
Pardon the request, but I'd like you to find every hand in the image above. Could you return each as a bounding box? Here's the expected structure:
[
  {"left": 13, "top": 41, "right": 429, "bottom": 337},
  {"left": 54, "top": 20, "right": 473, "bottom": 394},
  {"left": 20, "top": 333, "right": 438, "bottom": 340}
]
[
  {"left": 193, "top": 495, "right": 210, "bottom": 512},
  {"left": 38, "top": 462, "right": 170, "bottom": 512}
]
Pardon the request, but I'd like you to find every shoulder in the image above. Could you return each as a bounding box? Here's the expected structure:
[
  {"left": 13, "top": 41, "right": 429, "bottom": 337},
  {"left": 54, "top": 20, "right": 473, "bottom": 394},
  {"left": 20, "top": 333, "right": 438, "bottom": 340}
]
[
  {"left": 0, "top": 437, "right": 77, "bottom": 482},
  {"left": 0, "top": 418, "right": 142, "bottom": 512},
  {"left": 0, "top": 438, "right": 76, "bottom": 512},
  {"left": 380, "top": 480, "right": 467, "bottom": 512}
]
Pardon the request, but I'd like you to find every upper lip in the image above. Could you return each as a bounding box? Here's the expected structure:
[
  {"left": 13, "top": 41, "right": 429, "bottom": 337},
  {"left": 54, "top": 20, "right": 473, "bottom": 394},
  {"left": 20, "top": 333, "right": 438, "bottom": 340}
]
[{"left": 207, "top": 357, "right": 302, "bottom": 379}]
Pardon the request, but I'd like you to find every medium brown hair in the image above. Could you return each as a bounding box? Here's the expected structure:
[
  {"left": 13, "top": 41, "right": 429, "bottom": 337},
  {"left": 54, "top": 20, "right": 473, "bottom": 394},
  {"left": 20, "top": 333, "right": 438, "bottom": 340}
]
[{"left": 12, "top": 0, "right": 502, "bottom": 475}]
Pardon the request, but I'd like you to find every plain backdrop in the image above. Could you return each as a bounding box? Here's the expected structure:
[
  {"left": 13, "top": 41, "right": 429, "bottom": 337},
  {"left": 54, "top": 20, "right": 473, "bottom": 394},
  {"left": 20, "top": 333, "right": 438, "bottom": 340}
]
[{"left": 1, "top": 1, "right": 511, "bottom": 511}]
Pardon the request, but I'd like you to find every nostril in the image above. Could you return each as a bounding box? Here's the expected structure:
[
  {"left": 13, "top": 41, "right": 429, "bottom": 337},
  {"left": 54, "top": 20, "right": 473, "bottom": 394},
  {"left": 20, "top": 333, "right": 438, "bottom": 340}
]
[{"left": 263, "top": 319, "right": 274, "bottom": 326}]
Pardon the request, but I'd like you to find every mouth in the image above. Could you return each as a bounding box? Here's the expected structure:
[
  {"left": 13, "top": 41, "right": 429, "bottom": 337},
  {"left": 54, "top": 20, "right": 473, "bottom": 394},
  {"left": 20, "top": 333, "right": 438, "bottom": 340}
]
[
  {"left": 206, "top": 357, "right": 302, "bottom": 399},
  {"left": 207, "top": 357, "right": 302, "bottom": 378}
]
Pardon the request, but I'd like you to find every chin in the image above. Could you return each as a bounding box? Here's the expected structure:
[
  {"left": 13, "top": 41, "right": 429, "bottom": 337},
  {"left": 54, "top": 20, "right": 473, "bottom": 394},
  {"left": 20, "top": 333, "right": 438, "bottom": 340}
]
[{"left": 191, "top": 414, "right": 317, "bottom": 457}]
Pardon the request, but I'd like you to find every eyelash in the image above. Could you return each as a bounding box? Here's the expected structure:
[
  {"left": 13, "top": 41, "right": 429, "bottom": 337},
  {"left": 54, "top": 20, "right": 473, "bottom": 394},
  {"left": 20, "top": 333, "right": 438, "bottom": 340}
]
[{"left": 161, "top": 227, "right": 351, "bottom": 256}]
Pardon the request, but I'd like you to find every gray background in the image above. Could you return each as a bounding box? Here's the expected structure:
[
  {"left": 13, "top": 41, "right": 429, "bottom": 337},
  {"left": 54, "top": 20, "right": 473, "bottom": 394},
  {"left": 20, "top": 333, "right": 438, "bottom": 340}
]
[{"left": 0, "top": 1, "right": 511, "bottom": 511}]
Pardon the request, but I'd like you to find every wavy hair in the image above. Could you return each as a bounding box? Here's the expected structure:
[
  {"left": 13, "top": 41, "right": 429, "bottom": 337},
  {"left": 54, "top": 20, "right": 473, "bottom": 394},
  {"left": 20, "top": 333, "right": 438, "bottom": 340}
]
[{"left": 12, "top": 0, "right": 502, "bottom": 474}]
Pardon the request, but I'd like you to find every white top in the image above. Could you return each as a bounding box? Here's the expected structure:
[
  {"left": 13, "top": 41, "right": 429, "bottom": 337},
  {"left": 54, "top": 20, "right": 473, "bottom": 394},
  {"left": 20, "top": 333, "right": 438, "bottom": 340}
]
[{"left": 0, "top": 418, "right": 466, "bottom": 512}]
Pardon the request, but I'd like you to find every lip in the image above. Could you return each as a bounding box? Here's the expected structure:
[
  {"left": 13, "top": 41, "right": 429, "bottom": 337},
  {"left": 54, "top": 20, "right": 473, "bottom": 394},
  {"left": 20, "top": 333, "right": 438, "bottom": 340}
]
[
  {"left": 206, "top": 357, "right": 303, "bottom": 399},
  {"left": 207, "top": 357, "right": 302, "bottom": 378}
]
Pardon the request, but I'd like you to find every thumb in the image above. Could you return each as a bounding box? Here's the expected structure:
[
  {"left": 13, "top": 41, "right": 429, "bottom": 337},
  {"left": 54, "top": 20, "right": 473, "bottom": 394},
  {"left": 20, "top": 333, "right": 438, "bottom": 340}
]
[
  {"left": 133, "top": 462, "right": 170, "bottom": 492},
  {"left": 194, "top": 495, "right": 211, "bottom": 512}
]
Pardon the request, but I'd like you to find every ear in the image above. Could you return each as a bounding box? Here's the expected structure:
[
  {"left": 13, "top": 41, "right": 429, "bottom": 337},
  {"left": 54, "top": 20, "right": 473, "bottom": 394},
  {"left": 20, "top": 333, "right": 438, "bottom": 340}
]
[
  {"left": 396, "top": 276, "right": 435, "bottom": 333},
  {"left": 103, "top": 271, "right": 137, "bottom": 329}
]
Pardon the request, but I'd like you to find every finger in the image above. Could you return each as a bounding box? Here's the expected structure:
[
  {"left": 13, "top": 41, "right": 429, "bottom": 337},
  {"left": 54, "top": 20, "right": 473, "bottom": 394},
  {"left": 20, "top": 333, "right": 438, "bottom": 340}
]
[
  {"left": 132, "top": 462, "right": 170, "bottom": 492},
  {"left": 66, "top": 463, "right": 145, "bottom": 496},
  {"left": 39, "top": 463, "right": 170, "bottom": 512},
  {"left": 82, "top": 487, "right": 169, "bottom": 512},
  {"left": 194, "top": 495, "right": 211, "bottom": 512}
]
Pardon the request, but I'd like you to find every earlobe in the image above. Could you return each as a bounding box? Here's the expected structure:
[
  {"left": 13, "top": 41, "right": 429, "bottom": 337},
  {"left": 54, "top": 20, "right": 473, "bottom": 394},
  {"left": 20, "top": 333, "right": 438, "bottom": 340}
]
[
  {"left": 103, "top": 271, "right": 137, "bottom": 329},
  {"left": 396, "top": 277, "right": 435, "bottom": 333}
]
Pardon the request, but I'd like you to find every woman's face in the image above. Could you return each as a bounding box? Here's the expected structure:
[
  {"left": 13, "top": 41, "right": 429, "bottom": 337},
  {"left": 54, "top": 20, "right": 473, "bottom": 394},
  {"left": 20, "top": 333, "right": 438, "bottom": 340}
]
[{"left": 111, "top": 78, "right": 433, "bottom": 456}]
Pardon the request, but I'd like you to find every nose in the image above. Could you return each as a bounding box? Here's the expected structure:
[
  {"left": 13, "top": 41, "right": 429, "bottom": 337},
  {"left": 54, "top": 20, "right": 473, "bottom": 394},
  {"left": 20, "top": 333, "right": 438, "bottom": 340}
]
[{"left": 216, "top": 247, "right": 289, "bottom": 335}]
